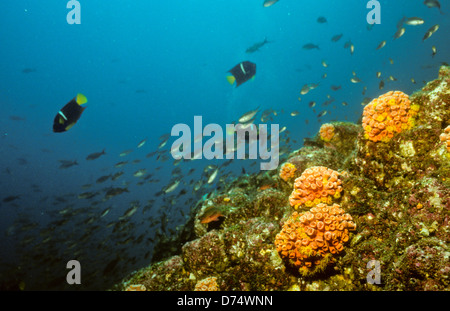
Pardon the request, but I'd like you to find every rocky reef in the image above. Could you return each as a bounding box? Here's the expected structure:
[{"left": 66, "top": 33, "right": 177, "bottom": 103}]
[{"left": 116, "top": 66, "right": 449, "bottom": 291}]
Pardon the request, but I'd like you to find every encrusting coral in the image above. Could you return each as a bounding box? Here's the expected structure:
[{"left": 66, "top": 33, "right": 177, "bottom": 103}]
[
  {"left": 274, "top": 203, "right": 356, "bottom": 277},
  {"left": 279, "top": 162, "right": 297, "bottom": 182},
  {"left": 194, "top": 276, "right": 220, "bottom": 291},
  {"left": 289, "top": 166, "right": 343, "bottom": 209},
  {"left": 362, "top": 91, "right": 420, "bottom": 143},
  {"left": 124, "top": 284, "right": 146, "bottom": 291},
  {"left": 319, "top": 123, "right": 335, "bottom": 142},
  {"left": 440, "top": 125, "right": 450, "bottom": 153}
]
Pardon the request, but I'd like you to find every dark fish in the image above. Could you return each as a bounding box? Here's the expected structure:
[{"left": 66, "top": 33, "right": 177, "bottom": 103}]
[
  {"left": 331, "top": 34, "right": 343, "bottom": 42},
  {"left": 396, "top": 16, "right": 407, "bottom": 29},
  {"left": 58, "top": 160, "right": 78, "bottom": 169},
  {"left": 114, "top": 161, "right": 128, "bottom": 168},
  {"left": 379, "top": 80, "right": 385, "bottom": 90},
  {"left": 246, "top": 38, "right": 270, "bottom": 53},
  {"left": 226, "top": 61, "right": 256, "bottom": 87},
  {"left": 96, "top": 174, "right": 112, "bottom": 184},
  {"left": 22, "top": 68, "right": 36, "bottom": 74},
  {"left": 146, "top": 151, "right": 157, "bottom": 158},
  {"left": 105, "top": 187, "right": 129, "bottom": 199},
  {"left": 86, "top": 149, "right": 106, "bottom": 160},
  {"left": 3, "top": 195, "right": 20, "bottom": 203},
  {"left": 317, "top": 16, "right": 327, "bottom": 23},
  {"left": 330, "top": 85, "right": 341, "bottom": 91},
  {"left": 111, "top": 171, "right": 124, "bottom": 181},
  {"left": 322, "top": 98, "right": 335, "bottom": 106},
  {"left": 303, "top": 43, "right": 320, "bottom": 50},
  {"left": 263, "top": 0, "right": 278, "bottom": 7},
  {"left": 424, "top": 0, "right": 443, "bottom": 14},
  {"left": 78, "top": 192, "right": 99, "bottom": 199},
  {"left": 9, "top": 115, "right": 26, "bottom": 121},
  {"left": 103, "top": 257, "right": 120, "bottom": 275},
  {"left": 53, "top": 94, "right": 87, "bottom": 133}
]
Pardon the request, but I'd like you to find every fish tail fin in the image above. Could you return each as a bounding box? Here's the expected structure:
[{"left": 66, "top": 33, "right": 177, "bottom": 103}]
[
  {"left": 226, "top": 75, "right": 236, "bottom": 85},
  {"left": 76, "top": 93, "right": 88, "bottom": 105}
]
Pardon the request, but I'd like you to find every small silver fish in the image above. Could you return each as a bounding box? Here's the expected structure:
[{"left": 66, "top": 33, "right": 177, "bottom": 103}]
[
  {"left": 165, "top": 180, "right": 180, "bottom": 193},
  {"left": 137, "top": 138, "right": 147, "bottom": 148},
  {"left": 207, "top": 168, "right": 219, "bottom": 184},
  {"left": 423, "top": 24, "right": 439, "bottom": 41},
  {"left": 404, "top": 17, "right": 424, "bottom": 25},
  {"left": 431, "top": 46, "right": 437, "bottom": 57},
  {"left": 318, "top": 110, "right": 327, "bottom": 118},
  {"left": 263, "top": 0, "right": 278, "bottom": 7},
  {"left": 238, "top": 108, "right": 259, "bottom": 123},
  {"left": 393, "top": 27, "right": 405, "bottom": 40},
  {"left": 376, "top": 40, "right": 386, "bottom": 50}
]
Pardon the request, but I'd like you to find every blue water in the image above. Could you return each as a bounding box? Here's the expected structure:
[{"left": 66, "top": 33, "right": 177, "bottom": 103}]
[{"left": 0, "top": 0, "right": 448, "bottom": 290}]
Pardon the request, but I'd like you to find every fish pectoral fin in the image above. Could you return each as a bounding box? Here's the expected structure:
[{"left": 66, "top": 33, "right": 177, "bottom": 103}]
[
  {"left": 76, "top": 93, "right": 88, "bottom": 105},
  {"left": 226, "top": 75, "right": 236, "bottom": 85},
  {"left": 59, "top": 116, "right": 65, "bottom": 124}
]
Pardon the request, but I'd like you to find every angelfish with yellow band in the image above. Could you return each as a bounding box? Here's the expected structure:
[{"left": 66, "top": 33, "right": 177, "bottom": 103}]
[
  {"left": 226, "top": 61, "right": 256, "bottom": 87},
  {"left": 53, "top": 94, "right": 87, "bottom": 132}
]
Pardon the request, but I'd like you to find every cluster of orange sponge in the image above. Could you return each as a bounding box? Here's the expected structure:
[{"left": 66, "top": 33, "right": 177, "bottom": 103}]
[
  {"left": 125, "top": 284, "right": 146, "bottom": 291},
  {"left": 279, "top": 162, "right": 297, "bottom": 182},
  {"left": 194, "top": 276, "right": 219, "bottom": 291},
  {"left": 289, "top": 166, "right": 343, "bottom": 209},
  {"left": 440, "top": 126, "right": 450, "bottom": 152},
  {"left": 362, "top": 91, "right": 419, "bottom": 143},
  {"left": 319, "top": 123, "right": 335, "bottom": 142},
  {"left": 274, "top": 203, "right": 356, "bottom": 276}
]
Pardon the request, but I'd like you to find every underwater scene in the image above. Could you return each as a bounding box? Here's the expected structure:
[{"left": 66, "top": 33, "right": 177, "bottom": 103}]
[{"left": 0, "top": 0, "right": 449, "bottom": 291}]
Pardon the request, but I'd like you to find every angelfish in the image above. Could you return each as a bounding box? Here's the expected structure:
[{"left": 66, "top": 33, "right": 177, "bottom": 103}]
[
  {"left": 226, "top": 61, "right": 256, "bottom": 87},
  {"left": 53, "top": 94, "right": 87, "bottom": 132}
]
